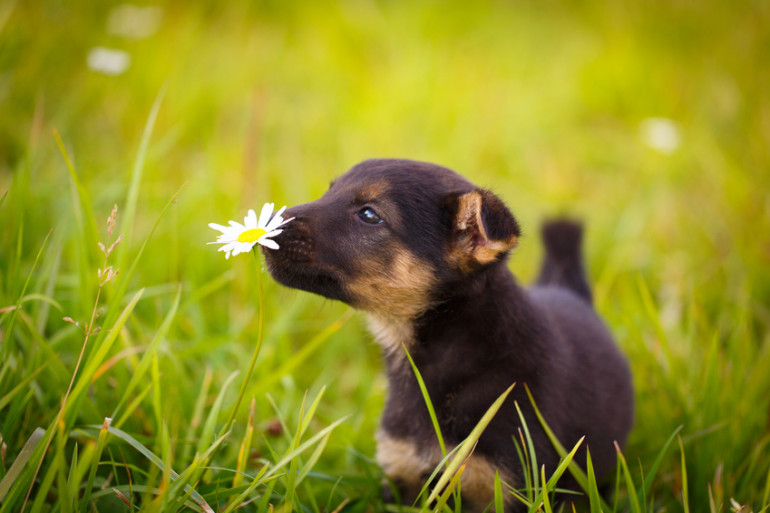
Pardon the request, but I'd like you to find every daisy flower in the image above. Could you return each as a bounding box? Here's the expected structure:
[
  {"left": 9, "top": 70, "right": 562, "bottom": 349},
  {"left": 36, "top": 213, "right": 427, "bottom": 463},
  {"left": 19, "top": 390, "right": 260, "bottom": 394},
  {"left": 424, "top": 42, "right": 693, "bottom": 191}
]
[{"left": 208, "top": 203, "right": 293, "bottom": 259}]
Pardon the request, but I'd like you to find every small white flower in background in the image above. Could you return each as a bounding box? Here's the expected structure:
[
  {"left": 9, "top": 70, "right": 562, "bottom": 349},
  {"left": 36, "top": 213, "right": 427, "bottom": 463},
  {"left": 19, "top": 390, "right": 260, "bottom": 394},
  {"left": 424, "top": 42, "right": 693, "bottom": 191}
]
[
  {"left": 107, "top": 4, "right": 163, "bottom": 40},
  {"left": 208, "top": 203, "right": 293, "bottom": 259},
  {"left": 87, "top": 47, "right": 131, "bottom": 76},
  {"left": 639, "top": 117, "right": 681, "bottom": 155}
]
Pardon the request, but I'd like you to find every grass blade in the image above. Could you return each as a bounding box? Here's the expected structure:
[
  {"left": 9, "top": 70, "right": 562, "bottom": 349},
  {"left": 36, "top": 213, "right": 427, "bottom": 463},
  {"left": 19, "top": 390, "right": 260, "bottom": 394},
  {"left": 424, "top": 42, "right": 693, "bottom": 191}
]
[
  {"left": 514, "top": 402, "right": 540, "bottom": 495},
  {"left": 180, "top": 368, "right": 213, "bottom": 464},
  {"left": 118, "top": 84, "right": 167, "bottom": 269},
  {"left": 527, "top": 437, "right": 584, "bottom": 512},
  {"left": 66, "top": 288, "right": 145, "bottom": 422},
  {"left": 233, "top": 399, "right": 256, "bottom": 488},
  {"left": 112, "top": 285, "right": 181, "bottom": 418},
  {"left": 640, "top": 424, "right": 683, "bottom": 498},
  {"left": 434, "top": 456, "right": 468, "bottom": 512},
  {"left": 262, "top": 415, "right": 349, "bottom": 481},
  {"left": 104, "top": 425, "right": 214, "bottom": 512},
  {"left": 251, "top": 310, "right": 353, "bottom": 396},
  {"left": 403, "top": 344, "right": 447, "bottom": 458},
  {"left": 615, "top": 442, "right": 642, "bottom": 513},
  {"left": 80, "top": 418, "right": 113, "bottom": 510},
  {"left": 523, "top": 384, "right": 614, "bottom": 511},
  {"left": 0, "top": 427, "right": 45, "bottom": 501},
  {"left": 585, "top": 448, "right": 603, "bottom": 513},
  {"left": 494, "top": 471, "right": 505, "bottom": 513},
  {"left": 98, "top": 182, "right": 186, "bottom": 353},
  {"left": 54, "top": 130, "right": 98, "bottom": 313},
  {"left": 427, "top": 383, "right": 515, "bottom": 505},
  {"left": 679, "top": 436, "right": 690, "bottom": 513},
  {"left": 763, "top": 466, "right": 770, "bottom": 513},
  {"left": 540, "top": 465, "right": 552, "bottom": 513},
  {"left": 53, "top": 129, "right": 99, "bottom": 247},
  {"left": 512, "top": 429, "right": 533, "bottom": 502},
  {"left": 0, "top": 363, "right": 48, "bottom": 411},
  {"left": 0, "top": 229, "right": 52, "bottom": 361},
  {"left": 197, "top": 370, "right": 240, "bottom": 454}
]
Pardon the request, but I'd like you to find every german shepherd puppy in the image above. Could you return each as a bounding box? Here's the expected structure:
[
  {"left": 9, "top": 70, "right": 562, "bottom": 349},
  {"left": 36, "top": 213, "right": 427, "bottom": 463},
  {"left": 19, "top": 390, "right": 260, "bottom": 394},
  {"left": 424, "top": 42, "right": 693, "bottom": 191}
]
[{"left": 262, "top": 159, "right": 634, "bottom": 511}]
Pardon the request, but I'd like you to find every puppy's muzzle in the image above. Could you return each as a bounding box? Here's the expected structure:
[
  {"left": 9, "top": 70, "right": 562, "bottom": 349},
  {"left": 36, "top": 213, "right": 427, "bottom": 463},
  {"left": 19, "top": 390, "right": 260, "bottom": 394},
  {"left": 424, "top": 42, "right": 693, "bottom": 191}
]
[{"left": 267, "top": 214, "right": 316, "bottom": 263}]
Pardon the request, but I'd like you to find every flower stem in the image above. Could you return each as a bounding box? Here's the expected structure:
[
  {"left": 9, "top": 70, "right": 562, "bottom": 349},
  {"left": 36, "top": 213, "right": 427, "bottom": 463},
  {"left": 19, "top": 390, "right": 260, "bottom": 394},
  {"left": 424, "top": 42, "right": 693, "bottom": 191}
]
[{"left": 225, "top": 249, "right": 265, "bottom": 430}]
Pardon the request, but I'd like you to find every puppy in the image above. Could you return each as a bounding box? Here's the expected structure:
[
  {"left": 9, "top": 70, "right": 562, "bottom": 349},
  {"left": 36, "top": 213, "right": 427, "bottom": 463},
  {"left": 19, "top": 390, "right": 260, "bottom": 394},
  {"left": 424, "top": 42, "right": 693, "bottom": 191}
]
[{"left": 262, "top": 159, "right": 634, "bottom": 511}]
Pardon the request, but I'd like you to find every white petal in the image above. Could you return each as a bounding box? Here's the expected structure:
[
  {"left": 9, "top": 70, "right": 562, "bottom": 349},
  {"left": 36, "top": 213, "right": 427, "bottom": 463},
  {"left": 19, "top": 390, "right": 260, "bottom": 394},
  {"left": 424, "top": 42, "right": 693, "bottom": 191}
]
[
  {"left": 213, "top": 231, "right": 236, "bottom": 241},
  {"left": 233, "top": 241, "right": 255, "bottom": 257},
  {"left": 208, "top": 222, "right": 230, "bottom": 233},
  {"left": 263, "top": 229, "right": 283, "bottom": 239},
  {"left": 245, "top": 209, "right": 257, "bottom": 229},
  {"left": 258, "top": 203, "right": 274, "bottom": 229},
  {"left": 265, "top": 214, "right": 284, "bottom": 231},
  {"left": 259, "top": 238, "right": 279, "bottom": 250},
  {"left": 228, "top": 220, "right": 245, "bottom": 231},
  {"left": 266, "top": 215, "right": 294, "bottom": 232},
  {"left": 264, "top": 217, "right": 280, "bottom": 232},
  {"left": 217, "top": 243, "right": 235, "bottom": 259},
  {"left": 265, "top": 205, "right": 286, "bottom": 231}
]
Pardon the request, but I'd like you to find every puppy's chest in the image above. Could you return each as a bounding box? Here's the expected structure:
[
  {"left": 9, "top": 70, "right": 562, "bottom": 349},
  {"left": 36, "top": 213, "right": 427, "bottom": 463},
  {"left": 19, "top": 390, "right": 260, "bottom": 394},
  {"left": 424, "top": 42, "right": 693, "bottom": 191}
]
[
  {"left": 367, "top": 314, "right": 484, "bottom": 420},
  {"left": 366, "top": 314, "right": 415, "bottom": 356}
]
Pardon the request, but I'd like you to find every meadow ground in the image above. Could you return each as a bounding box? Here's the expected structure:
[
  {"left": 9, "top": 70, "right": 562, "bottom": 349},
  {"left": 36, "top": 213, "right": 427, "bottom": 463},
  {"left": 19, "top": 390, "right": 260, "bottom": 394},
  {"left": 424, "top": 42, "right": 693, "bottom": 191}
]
[{"left": 1, "top": 1, "right": 769, "bottom": 511}]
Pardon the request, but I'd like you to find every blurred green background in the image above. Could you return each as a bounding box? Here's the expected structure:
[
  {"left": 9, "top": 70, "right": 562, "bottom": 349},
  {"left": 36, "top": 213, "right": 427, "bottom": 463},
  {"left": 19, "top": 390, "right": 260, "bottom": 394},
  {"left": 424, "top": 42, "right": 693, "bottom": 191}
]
[{"left": 1, "top": 0, "right": 769, "bottom": 511}]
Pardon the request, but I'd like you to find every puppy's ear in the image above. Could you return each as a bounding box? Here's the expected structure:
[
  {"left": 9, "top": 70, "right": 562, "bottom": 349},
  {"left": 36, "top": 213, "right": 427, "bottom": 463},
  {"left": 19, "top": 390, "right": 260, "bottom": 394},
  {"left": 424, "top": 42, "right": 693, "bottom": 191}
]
[{"left": 447, "top": 189, "right": 520, "bottom": 271}]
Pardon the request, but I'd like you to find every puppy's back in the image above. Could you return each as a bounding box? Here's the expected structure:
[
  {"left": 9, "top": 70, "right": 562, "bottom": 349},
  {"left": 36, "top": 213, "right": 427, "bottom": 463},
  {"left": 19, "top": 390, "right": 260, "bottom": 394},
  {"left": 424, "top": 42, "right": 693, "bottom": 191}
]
[{"left": 528, "top": 220, "right": 634, "bottom": 479}]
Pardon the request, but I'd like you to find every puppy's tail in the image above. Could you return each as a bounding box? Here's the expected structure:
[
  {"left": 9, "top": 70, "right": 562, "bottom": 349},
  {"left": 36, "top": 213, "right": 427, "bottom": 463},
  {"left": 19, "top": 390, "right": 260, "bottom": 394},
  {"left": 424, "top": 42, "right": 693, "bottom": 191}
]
[{"left": 535, "top": 220, "right": 592, "bottom": 303}]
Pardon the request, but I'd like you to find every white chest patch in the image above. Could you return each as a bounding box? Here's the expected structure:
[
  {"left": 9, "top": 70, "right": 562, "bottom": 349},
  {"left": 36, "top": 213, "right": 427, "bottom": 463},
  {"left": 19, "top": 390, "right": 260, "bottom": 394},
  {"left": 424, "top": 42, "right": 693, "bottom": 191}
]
[{"left": 367, "top": 314, "right": 415, "bottom": 358}]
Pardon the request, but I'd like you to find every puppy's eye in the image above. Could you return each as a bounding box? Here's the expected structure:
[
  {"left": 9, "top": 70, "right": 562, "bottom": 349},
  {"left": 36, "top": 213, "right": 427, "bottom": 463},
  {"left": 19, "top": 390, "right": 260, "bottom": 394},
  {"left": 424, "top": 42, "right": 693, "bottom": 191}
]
[{"left": 358, "top": 207, "right": 383, "bottom": 225}]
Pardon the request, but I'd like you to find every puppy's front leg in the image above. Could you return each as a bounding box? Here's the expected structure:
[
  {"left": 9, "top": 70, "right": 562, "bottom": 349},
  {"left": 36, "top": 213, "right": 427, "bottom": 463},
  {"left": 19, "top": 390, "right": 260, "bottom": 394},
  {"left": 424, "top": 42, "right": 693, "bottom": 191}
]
[{"left": 376, "top": 431, "right": 436, "bottom": 505}]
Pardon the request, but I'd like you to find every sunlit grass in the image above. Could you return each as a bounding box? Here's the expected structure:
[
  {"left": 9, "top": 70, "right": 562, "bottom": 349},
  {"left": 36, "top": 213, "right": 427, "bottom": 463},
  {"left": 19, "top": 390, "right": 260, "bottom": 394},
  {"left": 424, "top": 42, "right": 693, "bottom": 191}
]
[{"left": 2, "top": 0, "right": 769, "bottom": 511}]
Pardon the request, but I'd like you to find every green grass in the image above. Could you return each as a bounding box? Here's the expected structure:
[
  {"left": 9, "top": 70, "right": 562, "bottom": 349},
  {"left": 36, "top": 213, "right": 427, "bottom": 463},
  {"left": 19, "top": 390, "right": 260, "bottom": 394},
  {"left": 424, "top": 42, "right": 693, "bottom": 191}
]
[{"left": 1, "top": 0, "right": 770, "bottom": 511}]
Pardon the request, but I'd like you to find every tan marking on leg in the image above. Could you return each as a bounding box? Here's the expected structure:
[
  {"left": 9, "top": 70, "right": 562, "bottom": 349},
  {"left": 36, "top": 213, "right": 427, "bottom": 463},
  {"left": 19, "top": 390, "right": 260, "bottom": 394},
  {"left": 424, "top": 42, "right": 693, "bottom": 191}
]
[
  {"left": 377, "top": 432, "right": 516, "bottom": 511},
  {"left": 376, "top": 431, "right": 438, "bottom": 486},
  {"left": 457, "top": 454, "right": 515, "bottom": 512}
]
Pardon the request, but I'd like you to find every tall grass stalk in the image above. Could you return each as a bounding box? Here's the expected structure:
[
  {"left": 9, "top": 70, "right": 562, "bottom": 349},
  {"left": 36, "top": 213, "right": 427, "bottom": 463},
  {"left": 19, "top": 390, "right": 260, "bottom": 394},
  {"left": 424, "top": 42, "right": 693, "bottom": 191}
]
[{"left": 22, "top": 206, "right": 123, "bottom": 512}]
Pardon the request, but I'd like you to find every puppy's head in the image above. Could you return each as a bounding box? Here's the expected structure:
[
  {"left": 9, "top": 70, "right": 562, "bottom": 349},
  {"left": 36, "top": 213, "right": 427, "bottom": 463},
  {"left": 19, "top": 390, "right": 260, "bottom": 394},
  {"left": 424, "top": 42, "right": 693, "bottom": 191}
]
[{"left": 263, "top": 159, "right": 520, "bottom": 319}]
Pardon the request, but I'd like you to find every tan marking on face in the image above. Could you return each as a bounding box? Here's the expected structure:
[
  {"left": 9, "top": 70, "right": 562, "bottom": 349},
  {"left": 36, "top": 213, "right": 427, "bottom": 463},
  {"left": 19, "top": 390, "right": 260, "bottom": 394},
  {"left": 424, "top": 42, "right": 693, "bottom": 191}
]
[
  {"left": 376, "top": 431, "right": 516, "bottom": 512},
  {"left": 346, "top": 249, "right": 436, "bottom": 319},
  {"left": 356, "top": 181, "right": 390, "bottom": 203}
]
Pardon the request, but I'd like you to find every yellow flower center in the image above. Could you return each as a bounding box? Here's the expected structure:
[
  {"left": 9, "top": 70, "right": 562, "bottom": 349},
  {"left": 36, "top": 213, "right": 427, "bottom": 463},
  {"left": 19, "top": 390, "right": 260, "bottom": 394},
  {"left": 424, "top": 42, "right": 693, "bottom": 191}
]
[{"left": 238, "top": 228, "right": 267, "bottom": 243}]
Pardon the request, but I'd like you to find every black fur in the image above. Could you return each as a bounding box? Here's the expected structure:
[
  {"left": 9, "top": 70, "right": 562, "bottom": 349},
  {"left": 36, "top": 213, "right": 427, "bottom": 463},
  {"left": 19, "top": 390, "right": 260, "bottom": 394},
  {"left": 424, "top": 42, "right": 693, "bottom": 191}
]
[{"left": 262, "top": 159, "right": 634, "bottom": 511}]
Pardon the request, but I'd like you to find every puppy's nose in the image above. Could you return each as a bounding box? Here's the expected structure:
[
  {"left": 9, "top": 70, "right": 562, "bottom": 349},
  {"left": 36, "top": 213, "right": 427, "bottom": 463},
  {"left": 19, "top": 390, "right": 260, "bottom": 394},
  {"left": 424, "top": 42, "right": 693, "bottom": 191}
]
[
  {"left": 283, "top": 203, "right": 311, "bottom": 222},
  {"left": 261, "top": 210, "right": 315, "bottom": 262}
]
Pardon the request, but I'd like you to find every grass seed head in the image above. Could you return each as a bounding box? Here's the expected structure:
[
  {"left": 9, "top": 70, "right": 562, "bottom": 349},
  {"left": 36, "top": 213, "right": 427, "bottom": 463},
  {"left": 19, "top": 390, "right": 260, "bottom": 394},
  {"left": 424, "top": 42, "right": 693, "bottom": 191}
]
[{"left": 107, "top": 204, "right": 118, "bottom": 238}]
